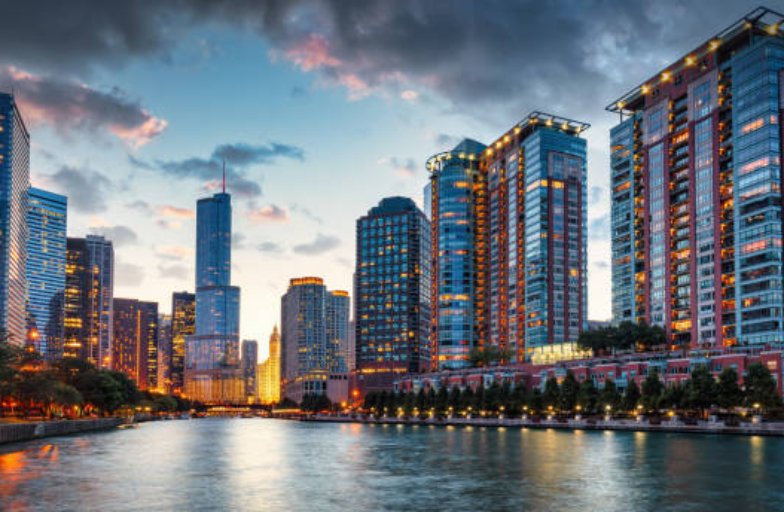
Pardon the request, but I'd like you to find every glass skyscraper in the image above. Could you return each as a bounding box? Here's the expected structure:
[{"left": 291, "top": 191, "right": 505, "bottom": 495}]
[
  {"left": 26, "top": 187, "right": 67, "bottom": 359},
  {"left": 112, "top": 298, "right": 158, "bottom": 391},
  {"left": 429, "top": 114, "right": 589, "bottom": 368},
  {"left": 241, "top": 339, "right": 258, "bottom": 403},
  {"left": 0, "top": 93, "right": 30, "bottom": 345},
  {"left": 609, "top": 7, "right": 784, "bottom": 347},
  {"left": 64, "top": 236, "right": 114, "bottom": 366},
  {"left": 281, "top": 277, "right": 349, "bottom": 403},
  {"left": 170, "top": 291, "right": 195, "bottom": 395},
  {"left": 355, "top": 197, "right": 431, "bottom": 391},
  {"left": 185, "top": 191, "right": 243, "bottom": 403}
]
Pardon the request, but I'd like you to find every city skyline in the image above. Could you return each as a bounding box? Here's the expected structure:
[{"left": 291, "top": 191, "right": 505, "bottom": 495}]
[{"left": 5, "top": 1, "right": 769, "bottom": 359}]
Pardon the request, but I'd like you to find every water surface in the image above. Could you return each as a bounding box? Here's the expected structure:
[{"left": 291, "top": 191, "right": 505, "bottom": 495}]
[{"left": 0, "top": 419, "right": 781, "bottom": 511}]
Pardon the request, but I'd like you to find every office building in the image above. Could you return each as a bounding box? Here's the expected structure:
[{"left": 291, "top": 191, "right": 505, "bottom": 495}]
[
  {"left": 428, "top": 113, "right": 589, "bottom": 368},
  {"left": 112, "top": 298, "right": 158, "bottom": 391},
  {"left": 26, "top": 187, "right": 67, "bottom": 358},
  {"left": 355, "top": 197, "right": 431, "bottom": 392},
  {"left": 241, "top": 339, "right": 258, "bottom": 403},
  {"left": 281, "top": 277, "right": 349, "bottom": 403},
  {"left": 257, "top": 326, "right": 281, "bottom": 405},
  {"left": 184, "top": 190, "right": 243, "bottom": 403},
  {"left": 0, "top": 93, "right": 30, "bottom": 345},
  {"left": 157, "top": 313, "right": 172, "bottom": 393},
  {"left": 63, "top": 236, "right": 114, "bottom": 366},
  {"left": 170, "top": 291, "right": 195, "bottom": 395},
  {"left": 609, "top": 7, "right": 784, "bottom": 347}
]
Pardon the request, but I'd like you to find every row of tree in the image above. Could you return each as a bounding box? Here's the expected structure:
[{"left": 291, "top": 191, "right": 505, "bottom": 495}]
[
  {"left": 362, "top": 363, "right": 781, "bottom": 418},
  {"left": 577, "top": 321, "right": 668, "bottom": 355},
  {"left": 0, "top": 339, "right": 193, "bottom": 418}
]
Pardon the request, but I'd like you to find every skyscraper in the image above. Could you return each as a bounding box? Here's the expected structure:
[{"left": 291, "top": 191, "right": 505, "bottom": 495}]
[
  {"left": 257, "top": 325, "right": 281, "bottom": 405},
  {"left": 355, "top": 197, "right": 431, "bottom": 392},
  {"left": 609, "top": 7, "right": 784, "bottom": 347},
  {"left": 26, "top": 187, "right": 67, "bottom": 358},
  {"left": 428, "top": 113, "right": 589, "bottom": 368},
  {"left": 281, "top": 277, "right": 349, "bottom": 403},
  {"left": 63, "top": 236, "right": 114, "bottom": 366},
  {"left": 170, "top": 291, "right": 195, "bottom": 395},
  {"left": 157, "top": 313, "right": 172, "bottom": 393},
  {"left": 0, "top": 93, "right": 30, "bottom": 345},
  {"left": 112, "top": 298, "right": 158, "bottom": 390},
  {"left": 184, "top": 190, "right": 243, "bottom": 403},
  {"left": 241, "top": 339, "right": 258, "bottom": 403}
]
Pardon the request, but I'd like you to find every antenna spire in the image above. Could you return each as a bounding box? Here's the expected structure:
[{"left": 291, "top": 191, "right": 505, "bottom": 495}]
[{"left": 222, "top": 160, "right": 226, "bottom": 193}]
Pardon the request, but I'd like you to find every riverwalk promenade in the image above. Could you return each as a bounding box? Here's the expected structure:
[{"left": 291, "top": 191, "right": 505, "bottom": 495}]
[
  {"left": 304, "top": 414, "right": 784, "bottom": 437},
  {"left": 0, "top": 418, "right": 124, "bottom": 444}
]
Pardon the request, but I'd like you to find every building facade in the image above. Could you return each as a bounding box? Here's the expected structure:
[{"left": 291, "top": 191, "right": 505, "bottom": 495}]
[
  {"left": 428, "top": 113, "right": 589, "bottom": 369},
  {"left": 184, "top": 192, "right": 243, "bottom": 404},
  {"left": 257, "top": 326, "right": 281, "bottom": 405},
  {"left": 170, "top": 291, "right": 195, "bottom": 395},
  {"left": 241, "top": 339, "right": 258, "bottom": 403},
  {"left": 63, "top": 236, "right": 114, "bottom": 366},
  {"left": 280, "top": 277, "right": 349, "bottom": 403},
  {"left": 609, "top": 7, "right": 784, "bottom": 348},
  {"left": 157, "top": 313, "right": 172, "bottom": 393},
  {"left": 0, "top": 93, "right": 30, "bottom": 345},
  {"left": 112, "top": 298, "right": 158, "bottom": 391},
  {"left": 26, "top": 187, "right": 67, "bottom": 358},
  {"left": 355, "top": 197, "right": 431, "bottom": 392}
]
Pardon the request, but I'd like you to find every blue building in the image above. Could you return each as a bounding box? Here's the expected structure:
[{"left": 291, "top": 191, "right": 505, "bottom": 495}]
[
  {"left": 354, "top": 197, "right": 431, "bottom": 391},
  {"left": 427, "top": 139, "right": 486, "bottom": 370},
  {"left": 608, "top": 7, "right": 784, "bottom": 348},
  {"left": 0, "top": 93, "right": 30, "bottom": 345},
  {"left": 26, "top": 187, "right": 67, "bottom": 359},
  {"left": 185, "top": 191, "right": 243, "bottom": 403}
]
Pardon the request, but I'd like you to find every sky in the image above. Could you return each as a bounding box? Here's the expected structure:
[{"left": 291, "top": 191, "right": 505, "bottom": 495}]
[{"left": 0, "top": 0, "right": 771, "bottom": 359}]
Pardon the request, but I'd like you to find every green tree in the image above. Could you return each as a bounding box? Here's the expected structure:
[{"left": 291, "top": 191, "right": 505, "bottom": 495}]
[
  {"left": 559, "top": 372, "right": 579, "bottom": 412},
  {"left": 716, "top": 367, "right": 743, "bottom": 410},
  {"left": 660, "top": 383, "right": 685, "bottom": 410},
  {"left": 448, "top": 386, "right": 462, "bottom": 413},
  {"left": 461, "top": 387, "right": 475, "bottom": 413},
  {"left": 684, "top": 365, "right": 718, "bottom": 416},
  {"left": 744, "top": 363, "right": 780, "bottom": 409},
  {"left": 599, "top": 379, "right": 621, "bottom": 412},
  {"left": 74, "top": 370, "right": 124, "bottom": 414},
  {"left": 576, "top": 380, "right": 598, "bottom": 414},
  {"left": 623, "top": 380, "right": 641, "bottom": 412},
  {"left": 526, "top": 387, "right": 543, "bottom": 413},
  {"left": 640, "top": 369, "right": 664, "bottom": 412},
  {"left": 542, "top": 377, "right": 560, "bottom": 411},
  {"left": 485, "top": 382, "right": 501, "bottom": 413},
  {"left": 435, "top": 386, "right": 449, "bottom": 416}
]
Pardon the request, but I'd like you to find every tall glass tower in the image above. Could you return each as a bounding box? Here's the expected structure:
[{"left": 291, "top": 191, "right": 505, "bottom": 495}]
[
  {"left": 0, "top": 93, "right": 30, "bottom": 345},
  {"left": 26, "top": 187, "right": 67, "bottom": 359},
  {"left": 185, "top": 191, "right": 242, "bottom": 403}
]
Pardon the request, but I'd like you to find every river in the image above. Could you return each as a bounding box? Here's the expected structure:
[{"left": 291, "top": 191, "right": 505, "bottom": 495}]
[{"left": 0, "top": 418, "right": 782, "bottom": 511}]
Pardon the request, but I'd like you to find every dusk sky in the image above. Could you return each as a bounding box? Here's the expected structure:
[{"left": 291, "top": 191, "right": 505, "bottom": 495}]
[{"left": 0, "top": 0, "right": 764, "bottom": 358}]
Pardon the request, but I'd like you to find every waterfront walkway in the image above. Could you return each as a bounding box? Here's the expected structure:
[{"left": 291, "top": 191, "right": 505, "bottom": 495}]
[
  {"left": 305, "top": 414, "right": 784, "bottom": 437},
  {"left": 0, "top": 418, "right": 124, "bottom": 444}
]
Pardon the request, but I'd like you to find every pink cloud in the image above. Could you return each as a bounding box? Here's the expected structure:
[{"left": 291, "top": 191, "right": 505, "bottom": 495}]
[
  {"left": 248, "top": 204, "right": 289, "bottom": 223},
  {"left": 157, "top": 205, "right": 195, "bottom": 219},
  {"left": 284, "top": 34, "right": 341, "bottom": 71}
]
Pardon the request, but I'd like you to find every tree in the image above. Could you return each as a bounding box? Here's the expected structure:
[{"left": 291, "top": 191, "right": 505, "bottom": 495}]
[
  {"left": 435, "top": 386, "right": 449, "bottom": 416},
  {"left": 485, "top": 382, "right": 501, "bottom": 413},
  {"left": 716, "top": 368, "right": 743, "bottom": 410},
  {"left": 448, "top": 386, "right": 462, "bottom": 412},
  {"left": 744, "top": 363, "right": 780, "bottom": 409},
  {"left": 542, "top": 377, "right": 560, "bottom": 411},
  {"left": 559, "top": 372, "right": 579, "bottom": 412},
  {"left": 660, "top": 383, "right": 685, "bottom": 410},
  {"left": 599, "top": 379, "right": 621, "bottom": 411},
  {"left": 623, "top": 380, "right": 641, "bottom": 412},
  {"left": 641, "top": 370, "right": 664, "bottom": 411},
  {"left": 684, "top": 365, "right": 718, "bottom": 416},
  {"left": 576, "top": 380, "right": 598, "bottom": 414},
  {"left": 526, "top": 387, "right": 543, "bottom": 413},
  {"left": 74, "top": 370, "right": 124, "bottom": 414}
]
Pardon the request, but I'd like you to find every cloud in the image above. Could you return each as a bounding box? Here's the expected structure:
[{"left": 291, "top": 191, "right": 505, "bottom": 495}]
[
  {"left": 46, "top": 166, "right": 112, "bottom": 213},
  {"left": 1, "top": 66, "right": 166, "bottom": 146},
  {"left": 589, "top": 186, "right": 605, "bottom": 204},
  {"left": 589, "top": 215, "right": 610, "bottom": 241},
  {"left": 115, "top": 261, "right": 144, "bottom": 287},
  {"left": 88, "top": 225, "right": 138, "bottom": 247},
  {"left": 232, "top": 233, "right": 247, "bottom": 250},
  {"left": 126, "top": 200, "right": 152, "bottom": 213},
  {"left": 157, "top": 205, "right": 195, "bottom": 219},
  {"left": 293, "top": 233, "right": 340, "bottom": 256},
  {"left": 248, "top": 204, "right": 289, "bottom": 223},
  {"left": 132, "top": 141, "right": 304, "bottom": 199},
  {"left": 257, "top": 241, "right": 284, "bottom": 254},
  {"left": 378, "top": 156, "right": 418, "bottom": 178},
  {"left": 290, "top": 204, "right": 323, "bottom": 225},
  {"left": 158, "top": 264, "right": 190, "bottom": 280},
  {"left": 155, "top": 245, "right": 192, "bottom": 261}
]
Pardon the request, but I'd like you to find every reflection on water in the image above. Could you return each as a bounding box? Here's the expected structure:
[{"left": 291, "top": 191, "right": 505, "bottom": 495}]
[{"left": 0, "top": 419, "right": 782, "bottom": 511}]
